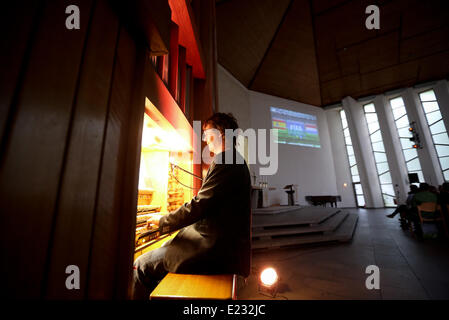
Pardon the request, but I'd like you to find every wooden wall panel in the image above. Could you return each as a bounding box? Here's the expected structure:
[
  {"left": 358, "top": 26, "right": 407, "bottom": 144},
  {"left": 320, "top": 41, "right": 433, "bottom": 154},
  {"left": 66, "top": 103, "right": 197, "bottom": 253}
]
[
  {"left": 112, "top": 48, "right": 147, "bottom": 300},
  {"left": 311, "top": 0, "right": 348, "bottom": 15},
  {"left": 86, "top": 26, "right": 138, "bottom": 299},
  {"left": 0, "top": 2, "right": 41, "bottom": 148},
  {"left": 109, "top": 0, "right": 171, "bottom": 55},
  {"left": 0, "top": 0, "right": 217, "bottom": 299},
  {"left": 45, "top": 0, "right": 120, "bottom": 299},
  {"left": 0, "top": 0, "right": 93, "bottom": 298}
]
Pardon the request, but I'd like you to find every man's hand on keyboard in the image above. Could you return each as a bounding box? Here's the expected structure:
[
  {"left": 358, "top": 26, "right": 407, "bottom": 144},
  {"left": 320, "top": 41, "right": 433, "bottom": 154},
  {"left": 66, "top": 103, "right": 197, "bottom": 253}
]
[{"left": 146, "top": 214, "right": 162, "bottom": 228}]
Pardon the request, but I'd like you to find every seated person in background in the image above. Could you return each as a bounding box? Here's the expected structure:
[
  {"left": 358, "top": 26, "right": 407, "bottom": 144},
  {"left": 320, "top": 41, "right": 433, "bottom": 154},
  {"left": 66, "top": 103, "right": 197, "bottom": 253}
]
[
  {"left": 438, "top": 182, "right": 449, "bottom": 205},
  {"left": 429, "top": 185, "right": 439, "bottom": 195},
  {"left": 438, "top": 182, "right": 449, "bottom": 228},
  {"left": 131, "top": 113, "right": 251, "bottom": 300},
  {"left": 411, "top": 183, "right": 438, "bottom": 209},
  {"left": 408, "top": 183, "right": 439, "bottom": 238},
  {"left": 387, "top": 185, "right": 418, "bottom": 229}
]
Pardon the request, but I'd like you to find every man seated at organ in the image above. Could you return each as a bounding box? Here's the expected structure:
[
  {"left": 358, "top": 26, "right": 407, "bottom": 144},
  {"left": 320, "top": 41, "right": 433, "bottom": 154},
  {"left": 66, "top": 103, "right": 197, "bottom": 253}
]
[{"left": 132, "top": 113, "right": 251, "bottom": 299}]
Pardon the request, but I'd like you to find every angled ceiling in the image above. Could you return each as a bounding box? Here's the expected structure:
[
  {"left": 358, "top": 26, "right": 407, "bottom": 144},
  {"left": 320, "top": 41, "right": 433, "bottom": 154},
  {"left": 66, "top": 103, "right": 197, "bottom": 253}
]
[{"left": 216, "top": 0, "right": 449, "bottom": 107}]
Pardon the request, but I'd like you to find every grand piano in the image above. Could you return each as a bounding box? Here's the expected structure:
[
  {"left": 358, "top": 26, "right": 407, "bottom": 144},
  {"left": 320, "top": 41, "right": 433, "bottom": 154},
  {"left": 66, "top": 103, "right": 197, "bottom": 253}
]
[{"left": 305, "top": 195, "right": 342, "bottom": 207}]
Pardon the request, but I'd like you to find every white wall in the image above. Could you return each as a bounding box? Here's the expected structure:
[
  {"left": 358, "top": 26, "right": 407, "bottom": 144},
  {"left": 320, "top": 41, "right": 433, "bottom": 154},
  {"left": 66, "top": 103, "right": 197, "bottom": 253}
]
[
  {"left": 248, "top": 91, "right": 339, "bottom": 206},
  {"left": 218, "top": 63, "right": 346, "bottom": 206},
  {"left": 217, "top": 65, "right": 251, "bottom": 130}
]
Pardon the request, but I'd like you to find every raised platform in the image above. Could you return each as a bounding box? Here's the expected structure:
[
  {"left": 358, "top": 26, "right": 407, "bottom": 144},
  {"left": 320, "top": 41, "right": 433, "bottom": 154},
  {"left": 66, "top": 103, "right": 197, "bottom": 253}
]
[
  {"left": 251, "top": 206, "right": 358, "bottom": 250},
  {"left": 252, "top": 206, "right": 339, "bottom": 227},
  {"left": 252, "top": 205, "right": 302, "bottom": 215}
]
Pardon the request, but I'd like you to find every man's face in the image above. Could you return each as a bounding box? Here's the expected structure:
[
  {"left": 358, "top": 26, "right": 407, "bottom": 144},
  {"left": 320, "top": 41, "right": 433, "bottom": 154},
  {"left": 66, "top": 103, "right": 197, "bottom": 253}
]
[{"left": 202, "top": 124, "right": 223, "bottom": 154}]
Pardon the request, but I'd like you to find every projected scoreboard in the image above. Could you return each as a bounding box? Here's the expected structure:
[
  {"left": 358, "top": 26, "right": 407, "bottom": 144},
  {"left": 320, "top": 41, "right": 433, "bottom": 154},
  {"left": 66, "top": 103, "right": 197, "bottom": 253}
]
[{"left": 270, "top": 107, "right": 320, "bottom": 148}]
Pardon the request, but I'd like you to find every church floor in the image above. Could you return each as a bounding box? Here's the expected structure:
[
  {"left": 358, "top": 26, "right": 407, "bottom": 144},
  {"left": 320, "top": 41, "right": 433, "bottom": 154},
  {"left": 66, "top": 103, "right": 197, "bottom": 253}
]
[{"left": 238, "top": 208, "right": 449, "bottom": 300}]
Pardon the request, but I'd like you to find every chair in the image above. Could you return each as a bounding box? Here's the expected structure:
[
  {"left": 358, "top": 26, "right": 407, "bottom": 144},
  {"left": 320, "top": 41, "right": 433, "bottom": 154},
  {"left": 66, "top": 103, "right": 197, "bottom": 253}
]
[{"left": 416, "top": 202, "right": 448, "bottom": 238}]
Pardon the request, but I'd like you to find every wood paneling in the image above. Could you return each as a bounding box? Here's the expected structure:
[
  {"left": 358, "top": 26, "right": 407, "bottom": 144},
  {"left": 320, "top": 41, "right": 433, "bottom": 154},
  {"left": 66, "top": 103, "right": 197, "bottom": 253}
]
[
  {"left": 45, "top": 0, "right": 120, "bottom": 299},
  {"left": 0, "top": 2, "right": 41, "bottom": 148},
  {"left": 110, "top": 0, "right": 171, "bottom": 55},
  {"left": 86, "top": 25, "right": 138, "bottom": 299},
  {"left": 112, "top": 47, "right": 147, "bottom": 300},
  {"left": 0, "top": 0, "right": 93, "bottom": 298},
  {"left": 311, "top": 0, "right": 349, "bottom": 15},
  {"left": 1, "top": 0, "right": 218, "bottom": 299}
]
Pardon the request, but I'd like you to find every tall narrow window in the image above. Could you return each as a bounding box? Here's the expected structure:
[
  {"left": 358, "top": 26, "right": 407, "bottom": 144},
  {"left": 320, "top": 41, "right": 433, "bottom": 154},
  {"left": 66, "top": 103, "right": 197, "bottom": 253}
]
[
  {"left": 185, "top": 65, "right": 192, "bottom": 120},
  {"left": 419, "top": 89, "right": 449, "bottom": 181},
  {"left": 340, "top": 110, "right": 365, "bottom": 207},
  {"left": 150, "top": 56, "right": 157, "bottom": 69},
  {"left": 162, "top": 54, "right": 169, "bottom": 85},
  {"left": 363, "top": 103, "right": 395, "bottom": 207},
  {"left": 389, "top": 96, "right": 424, "bottom": 183}
]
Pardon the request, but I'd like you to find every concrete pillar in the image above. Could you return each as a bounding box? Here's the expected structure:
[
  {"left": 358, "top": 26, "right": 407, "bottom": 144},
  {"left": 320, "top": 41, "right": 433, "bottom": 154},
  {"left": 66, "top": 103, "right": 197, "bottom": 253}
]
[
  {"left": 373, "top": 95, "right": 409, "bottom": 204},
  {"left": 342, "top": 96, "right": 384, "bottom": 208}
]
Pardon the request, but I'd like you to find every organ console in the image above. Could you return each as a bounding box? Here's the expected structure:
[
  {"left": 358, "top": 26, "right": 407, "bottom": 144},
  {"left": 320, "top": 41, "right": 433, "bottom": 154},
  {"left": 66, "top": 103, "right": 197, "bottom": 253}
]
[{"left": 134, "top": 101, "right": 194, "bottom": 260}]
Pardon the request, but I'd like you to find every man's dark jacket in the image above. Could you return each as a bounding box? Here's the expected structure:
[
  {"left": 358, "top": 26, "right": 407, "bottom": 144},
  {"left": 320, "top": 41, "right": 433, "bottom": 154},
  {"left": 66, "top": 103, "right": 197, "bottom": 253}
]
[{"left": 159, "top": 148, "right": 251, "bottom": 277}]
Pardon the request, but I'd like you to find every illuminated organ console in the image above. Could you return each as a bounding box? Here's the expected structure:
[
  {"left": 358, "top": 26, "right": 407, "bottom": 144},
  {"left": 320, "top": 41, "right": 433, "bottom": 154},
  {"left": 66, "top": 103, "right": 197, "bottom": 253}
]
[{"left": 134, "top": 99, "right": 194, "bottom": 260}]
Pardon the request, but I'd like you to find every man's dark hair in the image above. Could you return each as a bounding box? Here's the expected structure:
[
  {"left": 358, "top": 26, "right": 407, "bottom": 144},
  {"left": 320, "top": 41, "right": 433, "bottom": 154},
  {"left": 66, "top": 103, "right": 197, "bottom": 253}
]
[
  {"left": 409, "top": 184, "right": 419, "bottom": 193},
  {"left": 442, "top": 182, "right": 449, "bottom": 191},
  {"left": 419, "top": 183, "right": 430, "bottom": 191},
  {"left": 203, "top": 113, "right": 239, "bottom": 146}
]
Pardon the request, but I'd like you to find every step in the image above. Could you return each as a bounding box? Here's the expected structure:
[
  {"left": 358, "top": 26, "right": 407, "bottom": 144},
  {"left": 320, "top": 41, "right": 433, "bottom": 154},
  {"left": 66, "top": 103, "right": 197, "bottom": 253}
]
[
  {"left": 252, "top": 213, "right": 358, "bottom": 250},
  {"left": 252, "top": 205, "right": 302, "bottom": 215},
  {"left": 252, "top": 210, "right": 349, "bottom": 238},
  {"left": 333, "top": 212, "right": 359, "bottom": 241},
  {"left": 252, "top": 206, "right": 340, "bottom": 228}
]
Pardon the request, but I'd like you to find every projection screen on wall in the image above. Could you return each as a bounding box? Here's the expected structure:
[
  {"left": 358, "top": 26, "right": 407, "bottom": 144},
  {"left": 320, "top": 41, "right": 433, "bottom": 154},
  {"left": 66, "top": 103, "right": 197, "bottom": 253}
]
[{"left": 270, "top": 106, "right": 321, "bottom": 148}]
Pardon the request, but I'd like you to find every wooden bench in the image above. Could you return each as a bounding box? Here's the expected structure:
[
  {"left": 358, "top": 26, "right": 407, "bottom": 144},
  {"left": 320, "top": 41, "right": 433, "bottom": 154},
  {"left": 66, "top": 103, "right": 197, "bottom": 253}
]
[{"left": 150, "top": 273, "right": 237, "bottom": 300}]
